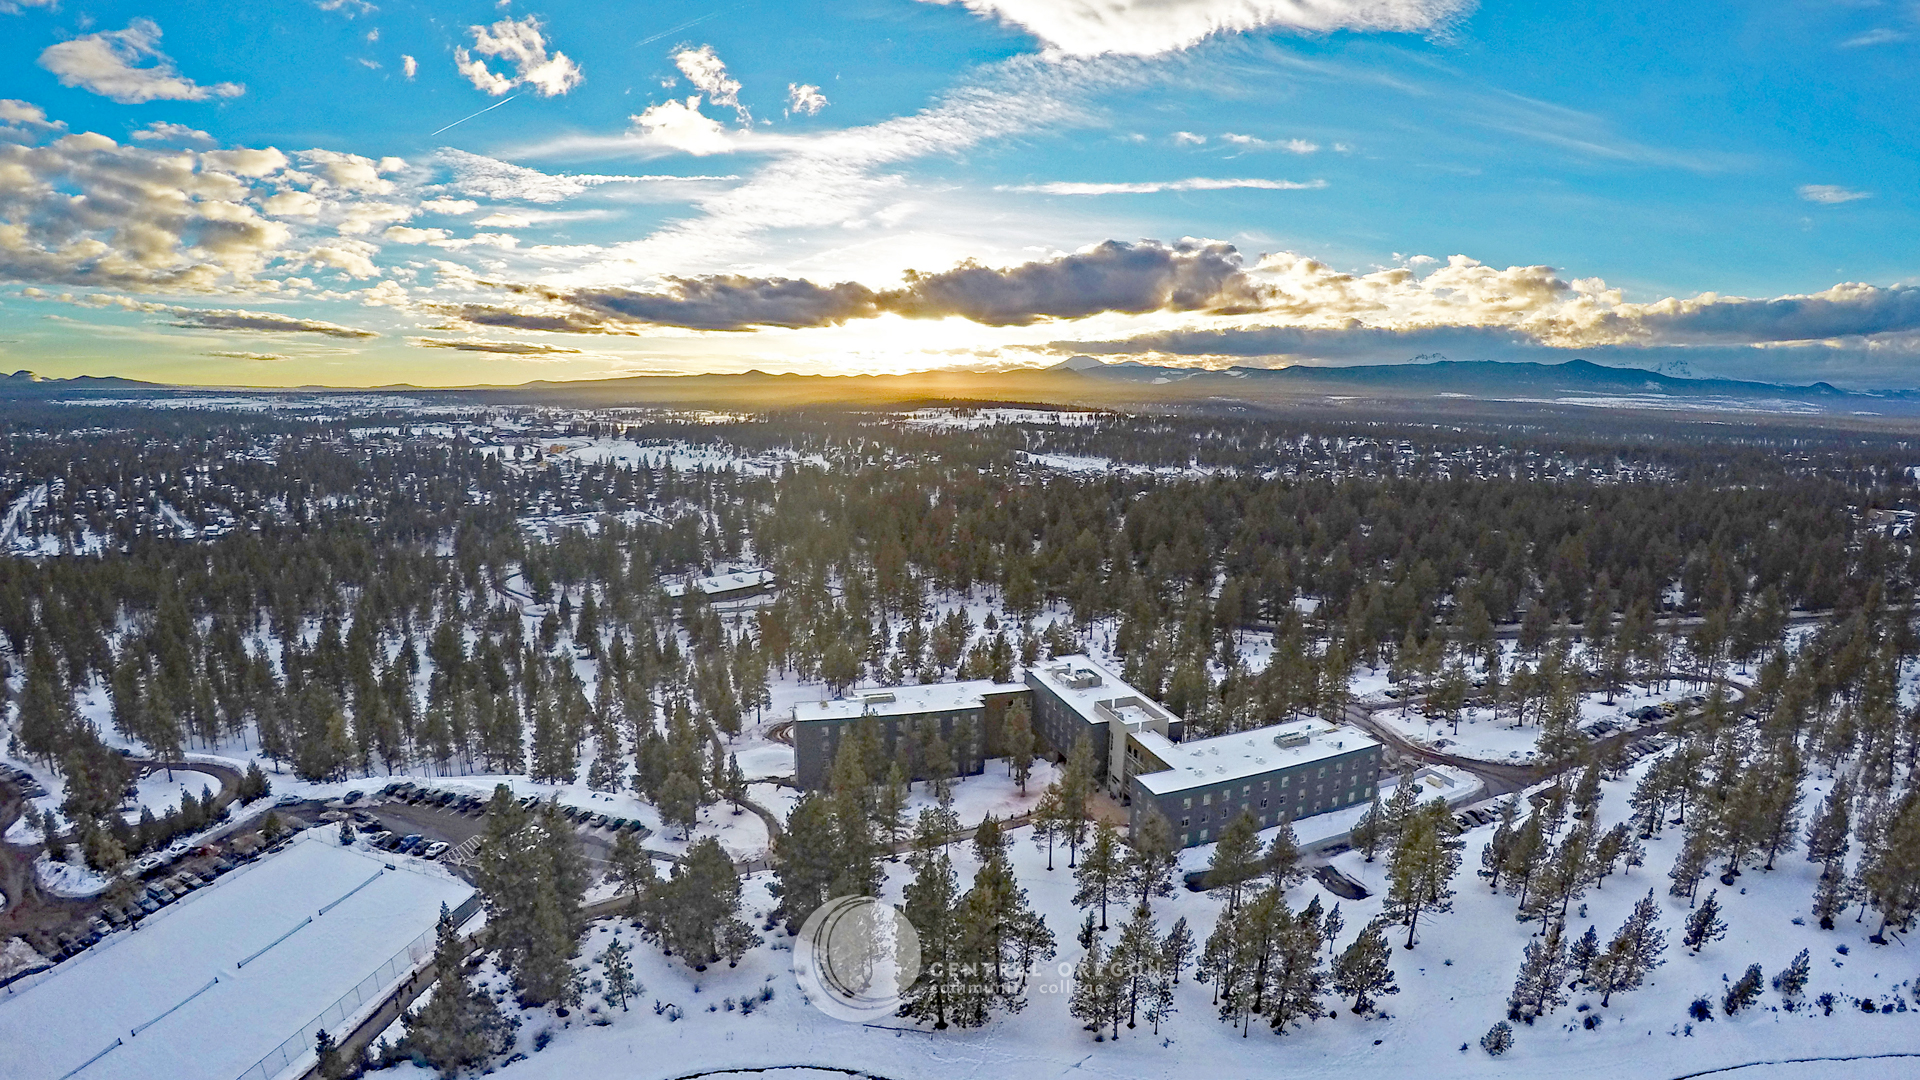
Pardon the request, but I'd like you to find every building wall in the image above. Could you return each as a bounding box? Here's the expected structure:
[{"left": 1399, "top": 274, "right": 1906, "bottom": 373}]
[
  {"left": 794, "top": 707, "right": 989, "bottom": 790},
  {"left": 1025, "top": 672, "right": 1110, "bottom": 777},
  {"left": 1127, "top": 745, "right": 1383, "bottom": 848}
]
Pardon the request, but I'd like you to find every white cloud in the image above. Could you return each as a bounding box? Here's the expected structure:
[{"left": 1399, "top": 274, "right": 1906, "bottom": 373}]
[
  {"left": 131, "top": 121, "right": 215, "bottom": 146},
  {"left": 206, "top": 350, "right": 291, "bottom": 361},
  {"left": 1224, "top": 133, "right": 1318, "bottom": 153},
  {"left": 787, "top": 83, "right": 828, "bottom": 117},
  {"left": 384, "top": 225, "right": 450, "bottom": 244},
  {"left": 1173, "top": 131, "right": 1206, "bottom": 144},
  {"left": 38, "top": 19, "right": 245, "bottom": 104},
  {"left": 0, "top": 99, "right": 55, "bottom": 127},
  {"left": 302, "top": 238, "right": 382, "bottom": 278},
  {"left": 263, "top": 190, "right": 323, "bottom": 217},
  {"left": 436, "top": 147, "right": 719, "bottom": 203},
  {"left": 673, "top": 45, "right": 750, "bottom": 125},
  {"left": 921, "top": 0, "right": 1472, "bottom": 56},
  {"left": 402, "top": 54, "right": 418, "bottom": 79},
  {"left": 420, "top": 197, "right": 479, "bottom": 214},
  {"left": 1799, "top": 184, "right": 1871, "bottom": 205},
  {"left": 0, "top": 126, "right": 295, "bottom": 291},
  {"left": 0, "top": 0, "right": 57, "bottom": 13},
  {"left": 1840, "top": 28, "right": 1907, "bottom": 47},
  {"left": 298, "top": 149, "right": 401, "bottom": 194},
  {"left": 1000, "top": 177, "right": 1326, "bottom": 194},
  {"left": 630, "top": 98, "right": 734, "bottom": 155},
  {"left": 455, "top": 16, "right": 583, "bottom": 97}
]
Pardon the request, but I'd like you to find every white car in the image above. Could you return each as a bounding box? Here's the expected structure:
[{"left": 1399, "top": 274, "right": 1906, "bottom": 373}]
[{"left": 424, "top": 841, "right": 450, "bottom": 860}]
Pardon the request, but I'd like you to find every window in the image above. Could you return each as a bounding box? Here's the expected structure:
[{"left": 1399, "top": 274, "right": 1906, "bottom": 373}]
[
  {"left": 1203, "top": 793, "right": 1212, "bottom": 806},
  {"left": 1183, "top": 797, "right": 1192, "bottom": 810},
  {"left": 1181, "top": 833, "right": 1190, "bottom": 846},
  {"left": 1181, "top": 816, "right": 1190, "bottom": 827},
  {"left": 1281, "top": 776, "right": 1290, "bottom": 788},
  {"left": 1261, "top": 780, "right": 1270, "bottom": 792},
  {"left": 1242, "top": 785, "right": 1251, "bottom": 796},
  {"left": 1200, "top": 829, "right": 1209, "bottom": 842},
  {"left": 1364, "top": 785, "right": 1374, "bottom": 797},
  {"left": 1260, "top": 798, "right": 1268, "bottom": 808},
  {"left": 1317, "top": 767, "right": 1326, "bottom": 778}
]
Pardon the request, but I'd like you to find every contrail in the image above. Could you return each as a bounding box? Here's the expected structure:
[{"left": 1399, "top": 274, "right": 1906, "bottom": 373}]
[
  {"left": 637, "top": 10, "right": 721, "bottom": 47},
  {"left": 429, "top": 94, "right": 519, "bottom": 138}
]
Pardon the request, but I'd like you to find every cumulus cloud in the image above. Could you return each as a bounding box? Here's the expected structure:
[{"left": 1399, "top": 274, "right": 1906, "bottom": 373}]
[
  {"left": 673, "top": 45, "right": 751, "bottom": 125},
  {"left": 38, "top": 19, "right": 244, "bottom": 104},
  {"left": 169, "top": 307, "right": 377, "bottom": 337},
  {"left": 402, "top": 55, "right": 418, "bottom": 79},
  {"left": 131, "top": 121, "right": 214, "bottom": 146},
  {"left": 455, "top": 16, "right": 583, "bottom": 97},
  {"left": 787, "top": 83, "right": 828, "bottom": 116},
  {"left": 408, "top": 337, "right": 583, "bottom": 354},
  {"left": 1000, "top": 177, "right": 1325, "bottom": 194},
  {"left": 298, "top": 149, "right": 402, "bottom": 195},
  {"left": 629, "top": 98, "right": 734, "bottom": 155},
  {"left": 1799, "top": 184, "right": 1870, "bottom": 205},
  {"left": 0, "top": 129, "right": 294, "bottom": 291},
  {"left": 923, "top": 0, "right": 1473, "bottom": 56}
]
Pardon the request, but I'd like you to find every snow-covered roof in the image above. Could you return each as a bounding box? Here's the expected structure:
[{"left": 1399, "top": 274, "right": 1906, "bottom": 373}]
[
  {"left": 1133, "top": 718, "right": 1380, "bottom": 795},
  {"left": 1027, "top": 655, "right": 1163, "bottom": 724},
  {"left": 793, "top": 679, "right": 1027, "bottom": 724},
  {"left": 662, "top": 568, "right": 774, "bottom": 598}
]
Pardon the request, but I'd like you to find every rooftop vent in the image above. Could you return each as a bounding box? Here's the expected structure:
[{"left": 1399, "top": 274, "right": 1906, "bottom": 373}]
[
  {"left": 862, "top": 692, "right": 896, "bottom": 705},
  {"left": 1062, "top": 669, "right": 1103, "bottom": 690},
  {"left": 1274, "top": 732, "right": 1311, "bottom": 749}
]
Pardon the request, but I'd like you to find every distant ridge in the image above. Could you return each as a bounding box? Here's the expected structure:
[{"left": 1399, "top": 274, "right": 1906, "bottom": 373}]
[{"left": 3, "top": 359, "right": 1917, "bottom": 419}]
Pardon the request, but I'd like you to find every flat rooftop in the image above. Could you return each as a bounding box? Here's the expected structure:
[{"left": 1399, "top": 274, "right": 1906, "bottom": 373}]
[
  {"left": 1134, "top": 717, "right": 1380, "bottom": 795},
  {"left": 1028, "top": 654, "right": 1160, "bottom": 722},
  {"left": 794, "top": 679, "right": 1026, "bottom": 724}
]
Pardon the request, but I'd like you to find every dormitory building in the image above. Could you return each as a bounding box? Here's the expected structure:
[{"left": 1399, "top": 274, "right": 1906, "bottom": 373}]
[{"left": 791, "top": 654, "right": 1380, "bottom": 848}]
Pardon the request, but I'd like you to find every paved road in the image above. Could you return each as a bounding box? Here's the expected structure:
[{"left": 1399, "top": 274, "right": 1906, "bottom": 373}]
[
  {"left": 0, "top": 756, "right": 243, "bottom": 946},
  {"left": 1348, "top": 672, "right": 1755, "bottom": 801}
]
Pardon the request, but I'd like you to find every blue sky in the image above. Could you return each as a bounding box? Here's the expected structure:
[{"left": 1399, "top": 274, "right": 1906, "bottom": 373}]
[{"left": 1, "top": 0, "right": 1917, "bottom": 387}]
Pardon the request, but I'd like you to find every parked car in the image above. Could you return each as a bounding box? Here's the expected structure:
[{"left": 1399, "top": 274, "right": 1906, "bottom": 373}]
[
  {"left": 425, "top": 841, "right": 450, "bottom": 860},
  {"left": 342, "top": 790, "right": 364, "bottom": 805}
]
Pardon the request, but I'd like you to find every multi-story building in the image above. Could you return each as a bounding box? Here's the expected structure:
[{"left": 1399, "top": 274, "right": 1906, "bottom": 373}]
[
  {"left": 791, "top": 654, "right": 1381, "bottom": 850},
  {"left": 1125, "top": 718, "right": 1382, "bottom": 847},
  {"left": 791, "top": 680, "right": 1026, "bottom": 790},
  {"left": 1024, "top": 655, "right": 1183, "bottom": 793}
]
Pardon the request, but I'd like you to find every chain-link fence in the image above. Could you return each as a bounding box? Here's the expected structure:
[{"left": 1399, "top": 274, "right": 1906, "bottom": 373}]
[{"left": 231, "top": 892, "right": 480, "bottom": 1080}]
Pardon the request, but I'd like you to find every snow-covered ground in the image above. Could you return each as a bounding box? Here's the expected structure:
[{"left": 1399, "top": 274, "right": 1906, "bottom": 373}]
[
  {"left": 377, "top": 748, "right": 1920, "bottom": 1080},
  {"left": 0, "top": 835, "right": 471, "bottom": 1080},
  {"left": 119, "top": 766, "right": 225, "bottom": 823}
]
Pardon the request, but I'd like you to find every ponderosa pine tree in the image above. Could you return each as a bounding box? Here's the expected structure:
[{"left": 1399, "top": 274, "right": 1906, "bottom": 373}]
[
  {"left": 401, "top": 903, "right": 509, "bottom": 1076},
  {"left": 1331, "top": 918, "right": 1398, "bottom": 1014},
  {"left": 1591, "top": 890, "right": 1666, "bottom": 1007},
  {"left": 1124, "top": 808, "right": 1180, "bottom": 906},
  {"left": 1206, "top": 812, "right": 1263, "bottom": 916},
  {"left": 1682, "top": 889, "right": 1728, "bottom": 953},
  {"left": 1507, "top": 922, "right": 1568, "bottom": 1023},
  {"left": 1075, "top": 822, "right": 1125, "bottom": 930},
  {"left": 1804, "top": 777, "right": 1852, "bottom": 867},
  {"left": 1386, "top": 800, "right": 1462, "bottom": 949},
  {"left": 1162, "top": 916, "right": 1194, "bottom": 985},
  {"left": 599, "top": 938, "right": 638, "bottom": 1011}
]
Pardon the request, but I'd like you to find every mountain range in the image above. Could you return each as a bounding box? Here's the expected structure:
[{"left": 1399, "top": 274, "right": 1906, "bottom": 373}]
[{"left": 3, "top": 359, "right": 1914, "bottom": 419}]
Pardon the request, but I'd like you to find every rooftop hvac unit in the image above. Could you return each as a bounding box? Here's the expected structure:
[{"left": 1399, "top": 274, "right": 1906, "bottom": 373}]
[
  {"left": 1063, "top": 669, "right": 1102, "bottom": 689},
  {"left": 1274, "top": 731, "right": 1311, "bottom": 749},
  {"left": 862, "top": 692, "right": 896, "bottom": 704}
]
